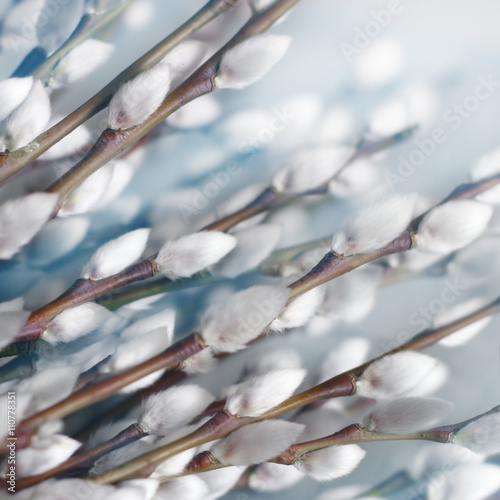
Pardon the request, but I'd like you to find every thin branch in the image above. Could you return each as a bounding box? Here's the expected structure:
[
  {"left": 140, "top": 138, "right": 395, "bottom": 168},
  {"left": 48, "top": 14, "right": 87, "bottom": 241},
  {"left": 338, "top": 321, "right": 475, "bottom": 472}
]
[
  {"left": 0, "top": 0, "right": 240, "bottom": 183},
  {"left": 89, "top": 295, "right": 500, "bottom": 483},
  {"left": 44, "top": 0, "right": 302, "bottom": 208}
]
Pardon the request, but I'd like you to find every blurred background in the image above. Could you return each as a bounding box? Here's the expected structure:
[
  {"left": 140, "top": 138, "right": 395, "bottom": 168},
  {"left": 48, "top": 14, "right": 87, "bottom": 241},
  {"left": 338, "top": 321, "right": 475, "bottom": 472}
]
[{"left": 0, "top": 1, "right": 499, "bottom": 498}]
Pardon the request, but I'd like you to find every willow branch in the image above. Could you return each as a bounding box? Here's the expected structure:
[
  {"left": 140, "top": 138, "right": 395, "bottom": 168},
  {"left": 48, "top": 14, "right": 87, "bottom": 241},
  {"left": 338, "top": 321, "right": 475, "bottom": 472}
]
[
  {"left": 15, "top": 423, "right": 145, "bottom": 491},
  {"left": 43, "top": 0, "right": 302, "bottom": 208},
  {"left": 0, "top": 0, "right": 240, "bottom": 183},
  {"left": 90, "top": 295, "right": 500, "bottom": 483}
]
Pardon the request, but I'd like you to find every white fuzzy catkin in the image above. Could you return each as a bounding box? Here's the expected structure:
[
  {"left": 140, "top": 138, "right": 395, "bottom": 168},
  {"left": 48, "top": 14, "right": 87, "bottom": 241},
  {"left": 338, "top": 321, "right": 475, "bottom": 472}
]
[
  {"left": 160, "top": 40, "right": 207, "bottom": 84},
  {"left": 167, "top": 94, "right": 220, "bottom": 129},
  {"left": 201, "top": 284, "right": 290, "bottom": 353},
  {"left": 453, "top": 408, "right": 500, "bottom": 456},
  {"left": 470, "top": 146, "right": 500, "bottom": 204},
  {"left": 81, "top": 228, "right": 150, "bottom": 280},
  {"left": 356, "top": 351, "right": 437, "bottom": 399},
  {"left": 102, "top": 326, "right": 172, "bottom": 374},
  {"left": 434, "top": 297, "right": 493, "bottom": 347},
  {"left": 154, "top": 477, "right": 209, "bottom": 500},
  {"left": 28, "top": 216, "right": 90, "bottom": 265},
  {"left": 107, "top": 64, "right": 171, "bottom": 130},
  {"left": 415, "top": 200, "right": 493, "bottom": 254},
  {"left": 361, "top": 397, "right": 454, "bottom": 434},
  {"left": 211, "top": 420, "right": 304, "bottom": 466},
  {"left": 331, "top": 193, "right": 418, "bottom": 256},
  {"left": 294, "top": 444, "right": 366, "bottom": 482},
  {"left": 249, "top": 462, "right": 305, "bottom": 492},
  {"left": 59, "top": 164, "right": 113, "bottom": 215},
  {"left": 51, "top": 39, "right": 114, "bottom": 87},
  {"left": 0, "top": 76, "right": 33, "bottom": 121},
  {"left": 429, "top": 463, "right": 500, "bottom": 500},
  {"left": 224, "top": 368, "right": 307, "bottom": 417},
  {"left": 214, "top": 34, "right": 292, "bottom": 89},
  {"left": 0, "top": 310, "right": 29, "bottom": 349},
  {"left": 155, "top": 231, "right": 237, "bottom": 279},
  {"left": 121, "top": 309, "right": 175, "bottom": 340},
  {"left": 16, "top": 366, "right": 81, "bottom": 416},
  {"left": 216, "top": 224, "right": 281, "bottom": 278},
  {"left": 0, "top": 193, "right": 58, "bottom": 259},
  {"left": 198, "top": 466, "right": 245, "bottom": 500},
  {"left": 181, "top": 347, "right": 217, "bottom": 375},
  {"left": 139, "top": 385, "right": 214, "bottom": 435},
  {"left": 319, "top": 338, "right": 371, "bottom": 383},
  {"left": 272, "top": 146, "right": 355, "bottom": 194},
  {"left": 43, "top": 302, "right": 112, "bottom": 343},
  {"left": 269, "top": 287, "right": 324, "bottom": 332},
  {"left": 16, "top": 434, "right": 81, "bottom": 477},
  {"left": 0, "top": 80, "right": 51, "bottom": 151}
]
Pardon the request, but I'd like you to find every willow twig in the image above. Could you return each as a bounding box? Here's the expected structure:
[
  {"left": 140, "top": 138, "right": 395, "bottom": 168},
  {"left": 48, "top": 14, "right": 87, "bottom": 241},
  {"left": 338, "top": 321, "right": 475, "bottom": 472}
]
[
  {"left": 0, "top": 0, "right": 240, "bottom": 183},
  {"left": 90, "top": 295, "right": 500, "bottom": 483}
]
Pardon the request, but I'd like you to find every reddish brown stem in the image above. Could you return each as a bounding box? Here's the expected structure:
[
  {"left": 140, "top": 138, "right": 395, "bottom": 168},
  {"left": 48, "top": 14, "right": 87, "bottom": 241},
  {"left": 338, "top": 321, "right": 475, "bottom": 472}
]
[
  {"left": 13, "top": 333, "right": 205, "bottom": 447},
  {"left": 16, "top": 423, "right": 145, "bottom": 490}
]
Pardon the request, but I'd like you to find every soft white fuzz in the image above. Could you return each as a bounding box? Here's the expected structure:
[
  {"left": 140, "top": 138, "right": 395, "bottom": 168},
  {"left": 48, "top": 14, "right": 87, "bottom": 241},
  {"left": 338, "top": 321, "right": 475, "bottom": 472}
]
[
  {"left": 81, "top": 228, "right": 150, "bottom": 280},
  {"left": 453, "top": 408, "right": 500, "bottom": 456},
  {"left": 0, "top": 297, "right": 24, "bottom": 311},
  {"left": 362, "top": 397, "right": 454, "bottom": 434},
  {"left": 122, "top": 309, "right": 175, "bottom": 340},
  {"left": 28, "top": 216, "right": 90, "bottom": 265},
  {"left": 200, "top": 284, "right": 290, "bottom": 353},
  {"left": 198, "top": 467, "right": 244, "bottom": 500},
  {"left": 415, "top": 200, "right": 493, "bottom": 254},
  {"left": 167, "top": 94, "right": 220, "bottom": 129},
  {"left": 151, "top": 438, "right": 196, "bottom": 478},
  {"left": 294, "top": 444, "right": 366, "bottom": 482},
  {"left": 429, "top": 463, "right": 500, "bottom": 500},
  {"left": 1, "top": 80, "right": 51, "bottom": 151},
  {"left": 470, "top": 146, "right": 500, "bottom": 203},
  {"left": 319, "top": 338, "right": 371, "bottom": 383},
  {"left": 249, "top": 462, "right": 305, "bottom": 492},
  {"left": 356, "top": 352, "right": 437, "bottom": 399},
  {"left": 0, "top": 310, "right": 29, "bottom": 348},
  {"left": 269, "top": 287, "right": 324, "bottom": 332},
  {"left": 51, "top": 39, "right": 114, "bottom": 87},
  {"left": 59, "top": 164, "right": 113, "bottom": 215},
  {"left": 216, "top": 224, "right": 281, "bottom": 278},
  {"left": 0, "top": 193, "right": 58, "bottom": 259},
  {"left": 434, "top": 297, "right": 493, "bottom": 347},
  {"left": 119, "top": 479, "right": 159, "bottom": 500},
  {"left": 0, "top": 76, "right": 33, "bottom": 121},
  {"left": 16, "top": 433, "right": 81, "bottom": 477},
  {"left": 328, "top": 158, "right": 380, "bottom": 198},
  {"left": 210, "top": 420, "right": 304, "bottom": 466},
  {"left": 272, "top": 146, "right": 355, "bottom": 194},
  {"left": 102, "top": 326, "right": 172, "bottom": 374},
  {"left": 160, "top": 40, "right": 207, "bottom": 84},
  {"left": 331, "top": 193, "right": 417, "bottom": 256},
  {"left": 107, "top": 64, "right": 171, "bottom": 130},
  {"left": 224, "top": 368, "right": 307, "bottom": 417},
  {"left": 321, "top": 265, "right": 383, "bottom": 323},
  {"left": 214, "top": 34, "right": 292, "bottom": 89},
  {"left": 154, "top": 477, "right": 209, "bottom": 500},
  {"left": 43, "top": 302, "right": 112, "bottom": 343},
  {"left": 155, "top": 231, "right": 237, "bottom": 279},
  {"left": 139, "top": 385, "right": 214, "bottom": 435},
  {"left": 16, "top": 366, "right": 80, "bottom": 415},
  {"left": 181, "top": 347, "right": 217, "bottom": 375}
]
